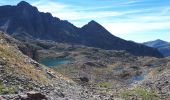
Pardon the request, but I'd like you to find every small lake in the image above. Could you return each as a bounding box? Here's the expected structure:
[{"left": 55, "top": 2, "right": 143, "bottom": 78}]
[
  {"left": 132, "top": 75, "right": 144, "bottom": 81},
  {"left": 40, "top": 57, "right": 73, "bottom": 67},
  {"left": 132, "top": 70, "right": 148, "bottom": 81},
  {"left": 113, "top": 67, "right": 147, "bottom": 82}
]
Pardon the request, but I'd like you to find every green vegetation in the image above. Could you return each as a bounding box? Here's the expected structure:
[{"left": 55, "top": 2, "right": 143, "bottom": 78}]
[
  {"left": 0, "top": 82, "right": 17, "bottom": 94},
  {"left": 0, "top": 45, "right": 50, "bottom": 85},
  {"left": 97, "top": 82, "right": 112, "bottom": 88},
  {"left": 120, "top": 87, "right": 158, "bottom": 100}
]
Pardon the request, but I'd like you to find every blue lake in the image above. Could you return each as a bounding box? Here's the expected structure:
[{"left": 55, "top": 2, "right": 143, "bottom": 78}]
[
  {"left": 132, "top": 70, "right": 147, "bottom": 81},
  {"left": 40, "top": 58, "right": 73, "bottom": 67},
  {"left": 132, "top": 75, "right": 144, "bottom": 81}
]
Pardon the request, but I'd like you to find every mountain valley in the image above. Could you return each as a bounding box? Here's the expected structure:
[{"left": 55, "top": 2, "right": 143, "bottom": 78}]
[{"left": 0, "top": 1, "right": 169, "bottom": 100}]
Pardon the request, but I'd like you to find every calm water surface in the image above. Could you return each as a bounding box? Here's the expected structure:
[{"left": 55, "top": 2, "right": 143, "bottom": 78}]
[{"left": 40, "top": 57, "right": 73, "bottom": 67}]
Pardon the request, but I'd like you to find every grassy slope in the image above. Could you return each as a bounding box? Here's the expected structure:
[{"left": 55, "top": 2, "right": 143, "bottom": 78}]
[
  {"left": 0, "top": 45, "right": 49, "bottom": 84},
  {"left": 0, "top": 32, "right": 73, "bottom": 95}
]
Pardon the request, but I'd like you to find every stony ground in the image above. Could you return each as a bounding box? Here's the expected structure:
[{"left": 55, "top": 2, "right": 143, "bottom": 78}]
[
  {"left": 0, "top": 32, "right": 111, "bottom": 100},
  {"left": 34, "top": 38, "right": 170, "bottom": 100},
  {"left": 0, "top": 31, "right": 170, "bottom": 100}
]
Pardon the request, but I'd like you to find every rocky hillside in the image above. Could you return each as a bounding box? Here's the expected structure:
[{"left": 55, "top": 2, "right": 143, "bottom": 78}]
[
  {"left": 0, "top": 1, "right": 163, "bottom": 57},
  {"left": 0, "top": 31, "right": 106, "bottom": 100},
  {"left": 33, "top": 37, "right": 170, "bottom": 99},
  {"left": 144, "top": 39, "right": 170, "bottom": 57},
  {"left": 0, "top": 31, "right": 169, "bottom": 99}
]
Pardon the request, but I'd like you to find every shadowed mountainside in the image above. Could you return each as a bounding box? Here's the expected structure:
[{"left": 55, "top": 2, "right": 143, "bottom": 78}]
[
  {"left": 144, "top": 39, "right": 170, "bottom": 56},
  {"left": 0, "top": 1, "right": 163, "bottom": 58}
]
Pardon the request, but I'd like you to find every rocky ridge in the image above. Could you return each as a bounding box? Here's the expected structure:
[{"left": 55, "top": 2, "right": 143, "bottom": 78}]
[
  {"left": 144, "top": 39, "right": 170, "bottom": 57},
  {"left": 0, "top": 1, "right": 163, "bottom": 57}
]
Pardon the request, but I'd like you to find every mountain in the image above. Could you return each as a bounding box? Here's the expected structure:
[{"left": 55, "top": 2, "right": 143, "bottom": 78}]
[
  {"left": 144, "top": 39, "right": 170, "bottom": 56},
  {"left": 0, "top": 1, "right": 163, "bottom": 57},
  {"left": 143, "top": 39, "right": 169, "bottom": 48}
]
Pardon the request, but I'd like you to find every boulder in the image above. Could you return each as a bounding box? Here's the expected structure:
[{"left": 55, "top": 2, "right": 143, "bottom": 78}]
[
  {"left": 0, "top": 96, "right": 5, "bottom": 100},
  {"left": 79, "top": 77, "right": 89, "bottom": 83},
  {"left": 18, "top": 91, "right": 47, "bottom": 100},
  {"left": 27, "top": 91, "right": 47, "bottom": 100}
]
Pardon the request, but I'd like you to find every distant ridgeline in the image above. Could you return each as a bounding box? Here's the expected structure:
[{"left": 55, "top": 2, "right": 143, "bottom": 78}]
[
  {"left": 0, "top": 1, "right": 163, "bottom": 57},
  {"left": 144, "top": 39, "right": 170, "bottom": 57}
]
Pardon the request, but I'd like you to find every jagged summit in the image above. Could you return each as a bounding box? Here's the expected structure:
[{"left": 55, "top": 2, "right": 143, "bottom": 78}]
[
  {"left": 144, "top": 39, "right": 169, "bottom": 47},
  {"left": 16, "top": 1, "right": 38, "bottom": 12},
  {"left": 144, "top": 39, "right": 170, "bottom": 56},
  {"left": 88, "top": 20, "right": 99, "bottom": 25},
  {"left": 154, "top": 39, "right": 168, "bottom": 43},
  {"left": 84, "top": 20, "right": 102, "bottom": 28},
  {"left": 150, "top": 39, "right": 168, "bottom": 43},
  {"left": 17, "top": 1, "right": 31, "bottom": 7},
  {"left": 0, "top": 1, "right": 163, "bottom": 57}
]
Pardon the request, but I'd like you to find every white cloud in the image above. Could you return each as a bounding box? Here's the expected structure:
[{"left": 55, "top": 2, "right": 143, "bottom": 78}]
[
  {"left": 54, "top": 11, "right": 124, "bottom": 20},
  {"left": 32, "top": 1, "right": 126, "bottom": 21},
  {"left": 123, "top": 0, "right": 143, "bottom": 5},
  {"left": 31, "top": 0, "right": 170, "bottom": 37},
  {"left": 32, "top": 1, "right": 148, "bottom": 22},
  {"left": 0, "top": 0, "right": 8, "bottom": 5},
  {"left": 103, "top": 22, "right": 170, "bottom": 35},
  {"left": 32, "top": 0, "right": 70, "bottom": 13}
]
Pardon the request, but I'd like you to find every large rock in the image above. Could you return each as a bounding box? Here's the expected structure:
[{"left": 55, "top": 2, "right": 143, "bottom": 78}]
[
  {"left": 0, "top": 96, "right": 5, "bottom": 100},
  {"left": 18, "top": 91, "right": 47, "bottom": 100}
]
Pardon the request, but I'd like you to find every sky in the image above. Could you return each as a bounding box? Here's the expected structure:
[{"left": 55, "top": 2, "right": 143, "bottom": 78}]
[{"left": 0, "top": 0, "right": 170, "bottom": 43}]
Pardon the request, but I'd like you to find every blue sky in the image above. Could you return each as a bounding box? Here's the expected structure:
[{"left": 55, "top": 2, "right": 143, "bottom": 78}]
[{"left": 0, "top": 0, "right": 170, "bottom": 42}]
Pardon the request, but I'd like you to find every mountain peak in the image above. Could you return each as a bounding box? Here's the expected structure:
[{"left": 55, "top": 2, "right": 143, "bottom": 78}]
[
  {"left": 144, "top": 39, "right": 169, "bottom": 48},
  {"left": 17, "top": 1, "right": 31, "bottom": 7},
  {"left": 83, "top": 20, "right": 103, "bottom": 29},
  {"left": 0, "top": 2, "right": 163, "bottom": 58},
  {"left": 155, "top": 39, "right": 168, "bottom": 43},
  {"left": 88, "top": 20, "right": 100, "bottom": 25},
  {"left": 144, "top": 39, "right": 168, "bottom": 44}
]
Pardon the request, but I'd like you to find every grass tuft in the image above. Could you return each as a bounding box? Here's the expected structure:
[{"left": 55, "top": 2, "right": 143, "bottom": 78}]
[{"left": 120, "top": 87, "right": 158, "bottom": 100}]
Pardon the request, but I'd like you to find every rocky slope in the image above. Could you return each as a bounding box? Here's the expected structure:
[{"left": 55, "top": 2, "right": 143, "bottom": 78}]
[
  {"left": 141, "top": 64, "right": 170, "bottom": 100},
  {"left": 0, "top": 31, "right": 108, "bottom": 100},
  {"left": 56, "top": 50, "right": 170, "bottom": 100},
  {"left": 118, "top": 57, "right": 170, "bottom": 100},
  {"left": 0, "top": 1, "right": 163, "bottom": 57},
  {"left": 0, "top": 31, "right": 170, "bottom": 99},
  {"left": 33, "top": 36, "right": 170, "bottom": 99},
  {"left": 144, "top": 39, "right": 170, "bottom": 57}
]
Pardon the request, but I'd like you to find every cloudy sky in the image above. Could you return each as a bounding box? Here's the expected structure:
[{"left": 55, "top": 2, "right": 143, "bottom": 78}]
[{"left": 0, "top": 0, "right": 170, "bottom": 42}]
